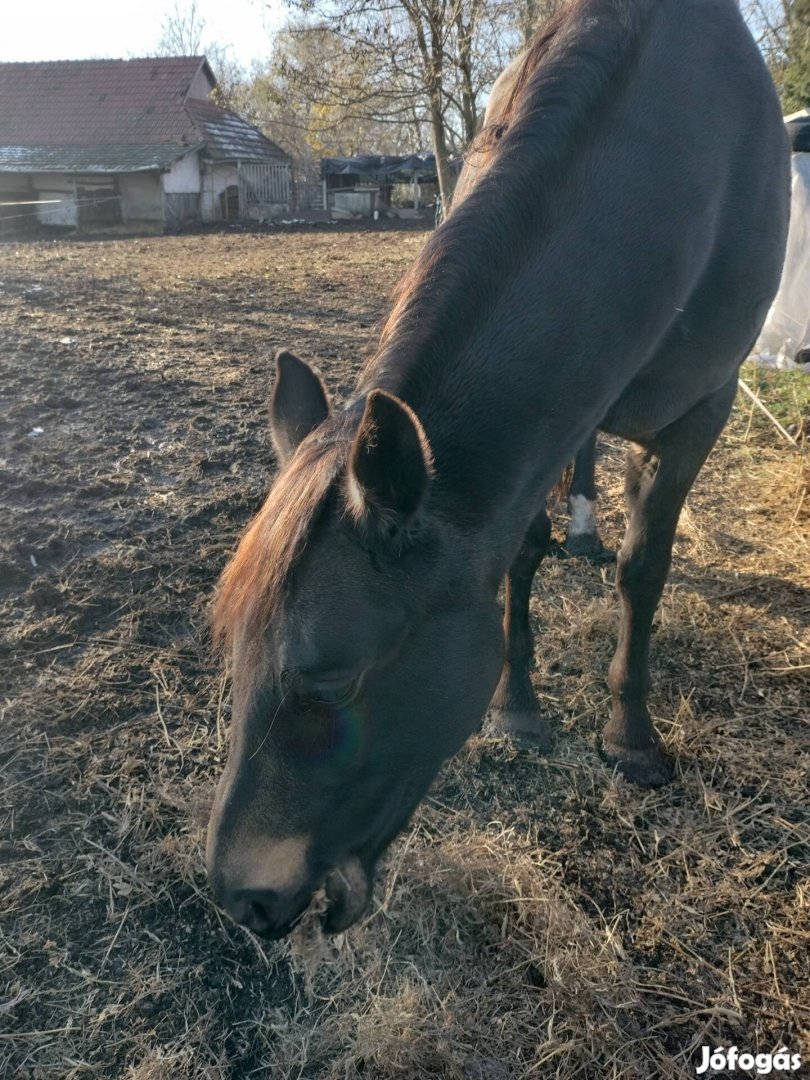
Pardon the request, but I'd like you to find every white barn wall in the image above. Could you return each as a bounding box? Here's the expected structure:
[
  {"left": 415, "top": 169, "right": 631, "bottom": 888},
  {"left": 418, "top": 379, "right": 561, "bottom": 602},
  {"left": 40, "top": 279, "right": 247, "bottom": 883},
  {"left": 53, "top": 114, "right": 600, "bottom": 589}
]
[{"left": 163, "top": 152, "right": 201, "bottom": 193}]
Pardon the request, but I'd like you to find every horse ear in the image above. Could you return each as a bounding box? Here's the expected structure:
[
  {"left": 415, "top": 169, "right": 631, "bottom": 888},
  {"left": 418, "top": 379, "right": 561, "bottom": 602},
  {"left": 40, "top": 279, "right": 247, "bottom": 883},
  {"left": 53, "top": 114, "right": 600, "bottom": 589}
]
[
  {"left": 269, "top": 350, "right": 331, "bottom": 463},
  {"left": 347, "top": 390, "right": 433, "bottom": 531}
]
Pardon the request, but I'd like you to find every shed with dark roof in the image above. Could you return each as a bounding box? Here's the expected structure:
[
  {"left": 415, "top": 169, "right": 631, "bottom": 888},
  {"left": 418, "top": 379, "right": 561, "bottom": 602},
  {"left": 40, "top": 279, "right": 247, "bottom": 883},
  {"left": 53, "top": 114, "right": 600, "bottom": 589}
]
[{"left": 0, "top": 57, "right": 292, "bottom": 231}]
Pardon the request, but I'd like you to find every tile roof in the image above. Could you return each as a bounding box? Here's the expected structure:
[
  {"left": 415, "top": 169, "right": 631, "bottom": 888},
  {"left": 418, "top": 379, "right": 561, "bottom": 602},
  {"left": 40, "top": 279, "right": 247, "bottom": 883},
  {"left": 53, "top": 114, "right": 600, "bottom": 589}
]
[
  {"left": 0, "top": 57, "right": 289, "bottom": 172},
  {"left": 184, "top": 98, "right": 290, "bottom": 163},
  {"left": 0, "top": 57, "right": 209, "bottom": 147},
  {"left": 0, "top": 58, "right": 290, "bottom": 173}
]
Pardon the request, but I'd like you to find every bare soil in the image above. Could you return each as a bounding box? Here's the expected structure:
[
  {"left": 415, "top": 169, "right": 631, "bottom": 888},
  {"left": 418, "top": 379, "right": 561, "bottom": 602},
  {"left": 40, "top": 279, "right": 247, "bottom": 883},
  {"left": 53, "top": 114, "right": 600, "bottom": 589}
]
[{"left": 1, "top": 227, "right": 808, "bottom": 1079}]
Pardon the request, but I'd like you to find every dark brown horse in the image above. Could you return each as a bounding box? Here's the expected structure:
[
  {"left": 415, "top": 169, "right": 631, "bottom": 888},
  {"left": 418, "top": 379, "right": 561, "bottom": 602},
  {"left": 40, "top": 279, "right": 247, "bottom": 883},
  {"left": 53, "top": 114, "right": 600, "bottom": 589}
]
[{"left": 206, "top": 0, "right": 789, "bottom": 939}]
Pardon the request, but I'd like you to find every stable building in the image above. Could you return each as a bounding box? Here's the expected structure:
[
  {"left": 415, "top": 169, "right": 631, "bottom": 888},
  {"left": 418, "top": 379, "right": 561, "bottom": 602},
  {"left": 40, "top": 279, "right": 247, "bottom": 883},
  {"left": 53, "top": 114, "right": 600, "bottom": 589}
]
[{"left": 0, "top": 57, "right": 292, "bottom": 232}]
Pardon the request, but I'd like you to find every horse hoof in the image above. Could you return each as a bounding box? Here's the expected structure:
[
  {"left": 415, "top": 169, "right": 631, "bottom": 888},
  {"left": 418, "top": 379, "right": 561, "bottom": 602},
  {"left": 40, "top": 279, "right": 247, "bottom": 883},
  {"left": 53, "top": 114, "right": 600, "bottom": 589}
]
[
  {"left": 563, "top": 533, "right": 614, "bottom": 562},
  {"left": 601, "top": 739, "right": 674, "bottom": 787},
  {"left": 485, "top": 709, "right": 554, "bottom": 753}
]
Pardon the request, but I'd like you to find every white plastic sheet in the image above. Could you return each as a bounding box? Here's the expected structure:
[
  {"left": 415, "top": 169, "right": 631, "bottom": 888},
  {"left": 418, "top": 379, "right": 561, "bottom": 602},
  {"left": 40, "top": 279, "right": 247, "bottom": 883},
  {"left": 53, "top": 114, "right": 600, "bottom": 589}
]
[{"left": 752, "top": 153, "right": 810, "bottom": 372}]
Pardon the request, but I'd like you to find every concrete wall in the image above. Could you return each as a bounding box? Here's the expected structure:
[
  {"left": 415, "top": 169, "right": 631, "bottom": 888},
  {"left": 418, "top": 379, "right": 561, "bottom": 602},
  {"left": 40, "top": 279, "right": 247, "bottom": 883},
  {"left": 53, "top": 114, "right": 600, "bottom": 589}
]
[
  {"left": 162, "top": 152, "right": 201, "bottom": 194},
  {"left": 0, "top": 174, "right": 32, "bottom": 194},
  {"left": 244, "top": 202, "right": 289, "bottom": 221},
  {"left": 0, "top": 174, "right": 36, "bottom": 232},
  {"left": 118, "top": 172, "right": 164, "bottom": 224},
  {"left": 24, "top": 174, "right": 78, "bottom": 226},
  {"left": 0, "top": 173, "right": 76, "bottom": 227},
  {"left": 37, "top": 189, "right": 78, "bottom": 226}
]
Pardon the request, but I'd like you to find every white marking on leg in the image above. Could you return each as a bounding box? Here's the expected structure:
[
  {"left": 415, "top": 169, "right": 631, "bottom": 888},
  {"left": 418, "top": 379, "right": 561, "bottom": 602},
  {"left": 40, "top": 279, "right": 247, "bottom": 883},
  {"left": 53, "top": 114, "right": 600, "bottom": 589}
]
[{"left": 568, "top": 494, "right": 597, "bottom": 537}]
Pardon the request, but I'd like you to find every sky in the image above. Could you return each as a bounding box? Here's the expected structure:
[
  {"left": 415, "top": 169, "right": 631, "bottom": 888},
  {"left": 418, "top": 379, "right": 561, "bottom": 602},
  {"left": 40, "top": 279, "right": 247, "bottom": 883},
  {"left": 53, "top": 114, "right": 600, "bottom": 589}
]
[{"left": 1, "top": 0, "right": 285, "bottom": 69}]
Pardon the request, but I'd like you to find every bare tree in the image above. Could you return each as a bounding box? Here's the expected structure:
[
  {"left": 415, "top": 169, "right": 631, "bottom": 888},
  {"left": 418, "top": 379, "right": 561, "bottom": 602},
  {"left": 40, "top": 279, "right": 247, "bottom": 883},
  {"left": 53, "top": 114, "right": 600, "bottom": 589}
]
[
  {"left": 741, "top": 0, "right": 810, "bottom": 108},
  {"left": 780, "top": 0, "right": 810, "bottom": 109},
  {"left": 157, "top": 0, "right": 207, "bottom": 54},
  {"left": 243, "top": 22, "right": 431, "bottom": 177},
  {"left": 273, "top": 0, "right": 555, "bottom": 207},
  {"left": 155, "top": 1, "right": 247, "bottom": 107}
]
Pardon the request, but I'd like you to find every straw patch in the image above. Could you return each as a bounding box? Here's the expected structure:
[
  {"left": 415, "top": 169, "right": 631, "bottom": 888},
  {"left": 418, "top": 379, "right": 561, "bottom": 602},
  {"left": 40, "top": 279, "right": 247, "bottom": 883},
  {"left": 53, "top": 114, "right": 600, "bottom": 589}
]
[{"left": 1, "top": 231, "right": 807, "bottom": 1078}]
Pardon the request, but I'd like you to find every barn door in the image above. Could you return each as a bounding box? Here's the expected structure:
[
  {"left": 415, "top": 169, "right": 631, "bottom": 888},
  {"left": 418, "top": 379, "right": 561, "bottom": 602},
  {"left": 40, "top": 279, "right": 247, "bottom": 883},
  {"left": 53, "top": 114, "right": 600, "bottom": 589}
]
[{"left": 76, "top": 176, "right": 121, "bottom": 228}]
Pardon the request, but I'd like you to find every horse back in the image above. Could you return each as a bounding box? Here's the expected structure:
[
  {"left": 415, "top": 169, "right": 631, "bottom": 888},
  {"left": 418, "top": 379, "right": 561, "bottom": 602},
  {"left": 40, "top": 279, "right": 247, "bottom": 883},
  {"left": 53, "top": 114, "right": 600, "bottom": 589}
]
[{"left": 457, "top": 0, "right": 789, "bottom": 442}]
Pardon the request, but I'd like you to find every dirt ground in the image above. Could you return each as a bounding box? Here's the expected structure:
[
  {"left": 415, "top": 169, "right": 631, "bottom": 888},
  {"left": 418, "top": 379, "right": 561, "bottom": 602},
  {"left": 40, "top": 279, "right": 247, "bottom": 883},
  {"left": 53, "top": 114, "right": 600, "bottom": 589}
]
[{"left": 1, "top": 226, "right": 808, "bottom": 1079}]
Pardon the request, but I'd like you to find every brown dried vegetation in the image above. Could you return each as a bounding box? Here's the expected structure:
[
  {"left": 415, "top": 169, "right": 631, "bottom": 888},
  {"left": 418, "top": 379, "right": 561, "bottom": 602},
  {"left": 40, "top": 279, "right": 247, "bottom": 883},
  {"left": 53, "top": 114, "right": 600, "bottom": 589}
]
[{"left": 0, "top": 228, "right": 808, "bottom": 1078}]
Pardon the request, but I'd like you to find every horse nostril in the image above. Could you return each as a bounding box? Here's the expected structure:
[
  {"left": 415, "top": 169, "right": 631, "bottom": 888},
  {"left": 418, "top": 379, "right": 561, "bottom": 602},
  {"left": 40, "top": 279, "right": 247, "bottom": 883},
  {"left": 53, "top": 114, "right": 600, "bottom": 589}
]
[
  {"left": 245, "top": 899, "right": 271, "bottom": 933},
  {"left": 228, "top": 889, "right": 279, "bottom": 934}
]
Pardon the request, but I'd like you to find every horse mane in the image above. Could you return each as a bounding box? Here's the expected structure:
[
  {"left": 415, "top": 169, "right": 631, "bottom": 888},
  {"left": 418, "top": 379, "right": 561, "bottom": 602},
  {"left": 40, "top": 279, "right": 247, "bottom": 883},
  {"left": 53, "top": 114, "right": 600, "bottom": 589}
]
[
  {"left": 363, "top": 0, "right": 658, "bottom": 397},
  {"left": 480, "top": 4, "right": 575, "bottom": 150},
  {"left": 212, "top": 436, "right": 343, "bottom": 649}
]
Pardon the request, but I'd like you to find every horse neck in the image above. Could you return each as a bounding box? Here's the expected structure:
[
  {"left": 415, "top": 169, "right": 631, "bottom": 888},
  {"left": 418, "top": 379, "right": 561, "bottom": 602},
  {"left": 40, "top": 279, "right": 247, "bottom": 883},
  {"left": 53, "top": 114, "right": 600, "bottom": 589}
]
[
  {"left": 354, "top": 0, "right": 662, "bottom": 540},
  {"left": 356, "top": 174, "right": 606, "bottom": 552}
]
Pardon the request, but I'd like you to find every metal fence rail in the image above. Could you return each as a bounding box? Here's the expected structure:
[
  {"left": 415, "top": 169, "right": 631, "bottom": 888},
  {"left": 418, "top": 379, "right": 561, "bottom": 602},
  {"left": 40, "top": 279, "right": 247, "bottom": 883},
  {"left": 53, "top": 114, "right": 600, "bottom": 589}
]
[
  {"left": 238, "top": 163, "right": 291, "bottom": 211},
  {"left": 294, "top": 181, "right": 324, "bottom": 212}
]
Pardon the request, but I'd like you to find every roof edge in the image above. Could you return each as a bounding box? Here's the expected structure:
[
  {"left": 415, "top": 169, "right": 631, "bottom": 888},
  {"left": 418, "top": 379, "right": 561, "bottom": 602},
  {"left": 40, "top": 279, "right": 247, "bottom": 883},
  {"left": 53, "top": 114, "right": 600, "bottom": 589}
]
[
  {"left": 0, "top": 54, "right": 211, "bottom": 66},
  {"left": 0, "top": 142, "right": 207, "bottom": 173}
]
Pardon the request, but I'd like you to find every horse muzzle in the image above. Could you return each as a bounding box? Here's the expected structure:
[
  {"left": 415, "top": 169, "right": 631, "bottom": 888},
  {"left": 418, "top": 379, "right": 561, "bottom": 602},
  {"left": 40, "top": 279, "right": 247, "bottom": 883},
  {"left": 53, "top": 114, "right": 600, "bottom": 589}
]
[{"left": 213, "top": 855, "right": 372, "bottom": 939}]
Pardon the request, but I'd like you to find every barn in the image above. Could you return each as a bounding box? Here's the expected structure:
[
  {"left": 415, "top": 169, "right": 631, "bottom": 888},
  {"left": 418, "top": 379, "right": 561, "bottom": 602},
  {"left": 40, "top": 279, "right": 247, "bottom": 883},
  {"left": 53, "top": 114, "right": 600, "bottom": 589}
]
[{"left": 0, "top": 57, "right": 292, "bottom": 233}]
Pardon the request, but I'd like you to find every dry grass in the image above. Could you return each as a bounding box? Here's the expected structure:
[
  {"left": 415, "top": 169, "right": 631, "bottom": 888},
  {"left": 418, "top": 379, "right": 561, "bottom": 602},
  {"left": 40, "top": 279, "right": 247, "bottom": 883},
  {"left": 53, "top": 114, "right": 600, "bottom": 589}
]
[{"left": 1, "top": 230, "right": 808, "bottom": 1078}]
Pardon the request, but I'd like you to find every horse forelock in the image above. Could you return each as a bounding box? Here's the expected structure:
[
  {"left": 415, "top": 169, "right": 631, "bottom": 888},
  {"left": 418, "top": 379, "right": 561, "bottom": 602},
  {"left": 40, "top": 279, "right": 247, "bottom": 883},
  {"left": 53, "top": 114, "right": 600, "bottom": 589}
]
[{"left": 212, "top": 438, "right": 344, "bottom": 653}]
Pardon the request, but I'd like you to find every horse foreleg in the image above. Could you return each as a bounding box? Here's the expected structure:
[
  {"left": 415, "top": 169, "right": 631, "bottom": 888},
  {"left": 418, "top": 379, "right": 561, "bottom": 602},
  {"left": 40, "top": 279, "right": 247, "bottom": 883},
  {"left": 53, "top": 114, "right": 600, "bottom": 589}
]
[
  {"left": 564, "top": 431, "right": 605, "bottom": 559},
  {"left": 603, "top": 379, "right": 736, "bottom": 786},
  {"left": 487, "top": 507, "right": 553, "bottom": 750}
]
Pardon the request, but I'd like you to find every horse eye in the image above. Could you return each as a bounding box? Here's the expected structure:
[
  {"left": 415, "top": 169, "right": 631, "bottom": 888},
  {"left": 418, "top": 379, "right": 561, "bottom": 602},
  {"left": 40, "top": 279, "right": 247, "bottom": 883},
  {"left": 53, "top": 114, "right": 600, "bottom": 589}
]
[{"left": 301, "top": 674, "right": 360, "bottom": 708}]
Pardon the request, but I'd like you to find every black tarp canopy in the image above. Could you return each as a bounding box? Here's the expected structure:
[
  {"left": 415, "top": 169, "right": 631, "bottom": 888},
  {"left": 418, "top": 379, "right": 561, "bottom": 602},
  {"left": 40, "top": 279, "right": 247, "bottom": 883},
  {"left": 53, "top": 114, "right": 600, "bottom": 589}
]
[{"left": 321, "top": 154, "right": 461, "bottom": 183}]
